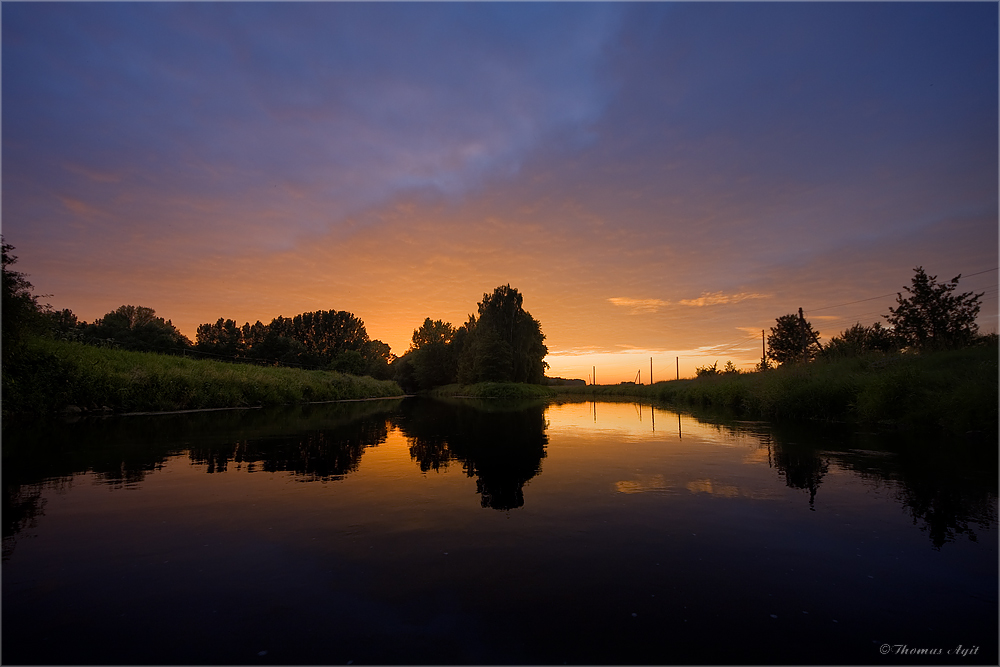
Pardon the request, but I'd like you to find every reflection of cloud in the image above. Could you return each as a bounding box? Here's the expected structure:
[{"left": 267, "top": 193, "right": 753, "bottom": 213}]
[
  {"left": 608, "top": 297, "right": 670, "bottom": 314},
  {"left": 678, "top": 292, "right": 769, "bottom": 307},
  {"left": 742, "top": 448, "right": 772, "bottom": 465},
  {"left": 615, "top": 474, "right": 671, "bottom": 494},
  {"left": 686, "top": 478, "right": 741, "bottom": 498}
]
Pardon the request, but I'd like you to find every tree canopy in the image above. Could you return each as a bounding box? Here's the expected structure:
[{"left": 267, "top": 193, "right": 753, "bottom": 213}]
[
  {"left": 394, "top": 285, "right": 548, "bottom": 390},
  {"left": 458, "top": 285, "right": 548, "bottom": 385},
  {"left": 821, "top": 322, "right": 899, "bottom": 358},
  {"left": 89, "top": 305, "right": 192, "bottom": 353},
  {"left": 193, "top": 309, "right": 392, "bottom": 376},
  {"left": 407, "top": 318, "right": 459, "bottom": 390},
  {"left": 1, "top": 237, "right": 48, "bottom": 352},
  {"left": 767, "top": 309, "right": 821, "bottom": 365},
  {"left": 884, "top": 267, "right": 984, "bottom": 351}
]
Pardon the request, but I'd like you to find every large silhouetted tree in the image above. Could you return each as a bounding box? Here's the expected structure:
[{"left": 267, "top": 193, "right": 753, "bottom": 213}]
[
  {"left": 458, "top": 285, "right": 547, "bottom": 384},
  {"left": 767, "top": 310, "right": 821, "bottom": 365},
  {"left": 884, "top": 267, "right": 983, "bottom": 351}
]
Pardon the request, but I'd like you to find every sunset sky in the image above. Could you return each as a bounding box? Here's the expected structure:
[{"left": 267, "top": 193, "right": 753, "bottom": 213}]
[{"left": 3, "top": 2, "right": 997, "bottom": 382}]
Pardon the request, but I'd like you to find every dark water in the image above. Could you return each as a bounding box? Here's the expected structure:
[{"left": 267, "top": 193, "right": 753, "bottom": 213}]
[{"left": 2, "top": 397, "right": 996, "bottom": 665}]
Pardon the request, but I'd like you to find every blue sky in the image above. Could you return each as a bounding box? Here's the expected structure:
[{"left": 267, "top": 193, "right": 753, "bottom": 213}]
[{"left": 3, "top": 2, "right": 997, "bottom": 380}]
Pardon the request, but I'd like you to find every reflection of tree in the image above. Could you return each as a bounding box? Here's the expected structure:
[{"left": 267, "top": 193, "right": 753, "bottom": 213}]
[
  {"left": 698, "top": 411, "right": 997, "bottom": 548},
  {"left": 2, "top": 482, "right": 47, "bottom": 560},
  {"left": 187, "top": 417, "right": 389, "bottom": 481},
  {"left": 1, "top": 399, "right": 402, "bottom": 554},
  {"left": 897, "top": 481, "right": 996, "bottom": 549},
  {"left": 835, "top": 436, "right": 998, "bottom": 549},
  {"left": 771, "top": 439, "right": 829, "bottom": 510},
  {"left": 391, "top": 398, "right": 548, "bottom": 510}
]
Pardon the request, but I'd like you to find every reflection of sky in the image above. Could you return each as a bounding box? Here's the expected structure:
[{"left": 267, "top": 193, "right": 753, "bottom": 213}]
[
  {"left": 3, "top": 3, "right": 997, "bottom": 381},
  {"left": 544, "top": 400, "right": 764, "bottom": 445}
]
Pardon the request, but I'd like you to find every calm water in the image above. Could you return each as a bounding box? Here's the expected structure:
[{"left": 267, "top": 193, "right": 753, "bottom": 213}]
[{"left": 3, "top": 397, "right": 997, "bottom": 665}]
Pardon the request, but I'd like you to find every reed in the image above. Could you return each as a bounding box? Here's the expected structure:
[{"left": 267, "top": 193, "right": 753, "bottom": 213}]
[
  {"left": 554, "top": 346, "right": 998, "bottom": 434},
  {"left": 2, "top": 338, "right": 402, "bottom": 418}
]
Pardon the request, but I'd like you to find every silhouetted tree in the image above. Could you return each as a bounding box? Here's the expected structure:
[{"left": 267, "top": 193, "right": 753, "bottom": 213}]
[
  {"left": 1, "top": 238, "right": 48, "bottom": 352},
  {"left": 362, "top": 339, "right": 394, "bottom": 379},
  {"left": 87, "top": 305, "right": 191, "bottom": 353},
  {"left": 457, "top": 285, "right": 547, "bottom": 384},
  {"left": 45, "top": 308, "right": 84, "bottom": 342},
  {"left": 695, "top": 361, "right": 720, "bottom": 377},
  {"left": 767, "top": 310, "right": 821, "bottom": 365},
  {"left": 884, "top": 267, "right": 984, "bottom": 351},
  {"left": 331, "top": 349, "right": 367, "bottom": 375},
  {"left": 821, "top": 322, "right": 899, "bottom": 358},
  {"left": 406, "top": 318, "right": 458, "bottom": 389},
  {"left": 195, "top": 318, "right": 245, "bottom": 358},
  {"left": 193, "top": 310, "right": 388, "bottom": 372}
]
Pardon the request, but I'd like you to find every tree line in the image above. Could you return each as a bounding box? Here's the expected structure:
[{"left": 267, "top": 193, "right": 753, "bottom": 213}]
[
  {"left": 700, "top": 266, "right": 993, "bottom": 376},
  {"left": 2, "top": 239, "right": 548, "bottom": 388}
]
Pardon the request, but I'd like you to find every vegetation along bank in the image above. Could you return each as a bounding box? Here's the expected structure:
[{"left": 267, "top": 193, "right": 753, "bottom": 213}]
[
  {"left": 3, "top": 338, "right": 402, "bottom": 418},
  {"left": 3, "top": 234, "right": 996, "bottom": 435},
  {"left": 556, "top": 344, "right": 997, "bottom": 436}
]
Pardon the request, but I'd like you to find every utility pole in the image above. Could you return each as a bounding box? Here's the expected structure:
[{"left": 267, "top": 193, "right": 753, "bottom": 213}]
[
  {"left": 799, "top": 307, "right": 807, "bottom": 363},
  {"left": 593, "top": 366, "right": 596, "bottom": 386},
  {"left": 650, "top": 357, "right": 653, "bottom": 385},
  {"left": 676, "top": 356, "right": 679, "bottom": 380}
]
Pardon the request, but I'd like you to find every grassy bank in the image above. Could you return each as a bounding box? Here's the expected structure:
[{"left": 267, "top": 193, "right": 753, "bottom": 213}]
[
  {"left": 556, "top": 346, "right": 998, "bottom": 434},
  {"left": 2, "top": 338, "right": 402, "bottom": 419},
  {"left": 429, "top": 382, "right": 556, "bottom": 400}
]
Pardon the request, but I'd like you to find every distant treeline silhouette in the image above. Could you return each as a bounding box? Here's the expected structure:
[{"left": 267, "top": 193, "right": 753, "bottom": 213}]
[
  {"left": 697, "top": 266, "right": 992, "bottom": 377},
  {"left": 3, "top": 237, "right": 550, "bottom": 388}
]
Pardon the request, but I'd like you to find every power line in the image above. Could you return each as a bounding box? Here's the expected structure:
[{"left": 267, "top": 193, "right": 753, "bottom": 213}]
[{"left": 804, "top": 267, "right": 998, "bottom": 314}]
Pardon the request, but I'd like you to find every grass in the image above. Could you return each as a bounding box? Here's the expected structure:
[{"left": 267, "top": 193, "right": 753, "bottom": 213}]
[
  {"left": 2, "top": 338, "right": 403, "bottom": 419},
  {"left": 555, "top": 346, "right": 998, "bottom": 435}
]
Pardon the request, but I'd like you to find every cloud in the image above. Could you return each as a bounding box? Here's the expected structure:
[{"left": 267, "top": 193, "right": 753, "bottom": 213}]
[
  {"left": 608, "top": 292, "right": 769, "bottom": 313},
  {"left": 59, "top": 196, "right": 103, "bottom": 219},
  {"left": 677, "top": 292, "right": 769, "bottom": 307},
  {"left": 607, "top": 297, "right": 670, "bottom": 314}
]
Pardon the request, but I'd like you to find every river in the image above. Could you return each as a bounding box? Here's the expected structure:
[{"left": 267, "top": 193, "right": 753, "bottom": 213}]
[{"left": 2, "top": 397, "right": 996, "bottom": 664}]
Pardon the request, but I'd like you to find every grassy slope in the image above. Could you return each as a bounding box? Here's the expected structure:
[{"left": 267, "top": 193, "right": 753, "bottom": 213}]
[
  {"left": 555, "top": 346, "right": 998, "bottom": 434},
  {"left": 2, "top": 338, "right": 402, "bottom": 418}
]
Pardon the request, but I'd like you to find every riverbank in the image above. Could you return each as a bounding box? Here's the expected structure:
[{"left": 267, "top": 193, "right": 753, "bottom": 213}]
[
  {"left": 2, "top": 338, "right": 402, "bottom": 420},
  {"left": 429, "top": 382, "right": 556, "bottom": 399},
  {"left": 555, "top": 345, "right": 998, "bottom": 435}
]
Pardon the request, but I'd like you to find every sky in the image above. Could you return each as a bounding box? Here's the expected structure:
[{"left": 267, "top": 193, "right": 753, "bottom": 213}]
[{"left": 3, "top": 2, "right": 997, "bottom": 382}]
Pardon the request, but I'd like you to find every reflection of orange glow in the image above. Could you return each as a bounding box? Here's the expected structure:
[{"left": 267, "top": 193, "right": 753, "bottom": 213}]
[
  {"left": 685, "top": 478, "right": 741, "bottom": 498},
  {"left": 615, "top": 474, "right": 670, "bottom": 494}
]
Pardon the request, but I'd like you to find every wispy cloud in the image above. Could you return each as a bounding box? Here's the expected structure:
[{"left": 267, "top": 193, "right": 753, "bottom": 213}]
[
  {"left": 607, "top": 297, "right": 670, "bottom": 313},
  {"left": 677, "top": 292, "right": 769, "bottom": 307},
  {"left": 608, "top": 291, "right": 769, "bottom": 313}
]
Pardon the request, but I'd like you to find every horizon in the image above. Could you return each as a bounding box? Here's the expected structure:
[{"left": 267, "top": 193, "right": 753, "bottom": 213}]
[{"left": 3, "top": 3, "right": 997, "bottom": 382}]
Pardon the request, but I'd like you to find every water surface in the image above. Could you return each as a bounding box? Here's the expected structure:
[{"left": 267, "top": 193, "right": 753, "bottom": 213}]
[{"left": 3, "top": 397, "right": 996, "bottom": 664}]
